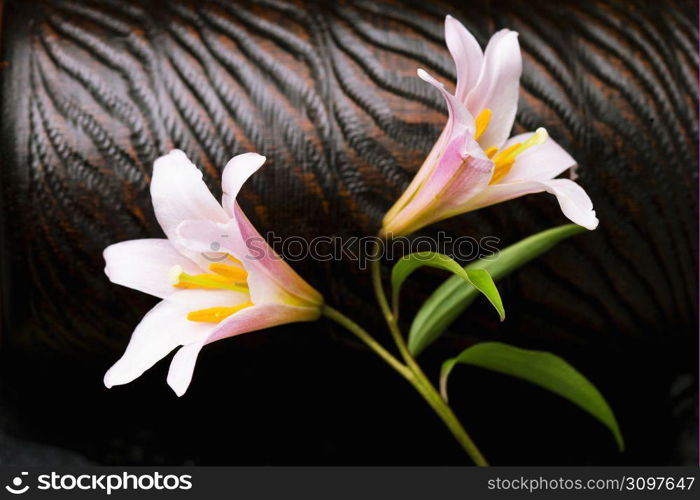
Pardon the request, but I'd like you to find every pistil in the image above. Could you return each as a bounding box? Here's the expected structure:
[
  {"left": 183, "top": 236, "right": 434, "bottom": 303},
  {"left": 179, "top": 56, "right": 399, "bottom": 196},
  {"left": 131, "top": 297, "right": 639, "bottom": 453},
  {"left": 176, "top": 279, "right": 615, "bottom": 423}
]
[{"left": 169, "top": 264, "right": 249, "bottom": 293}]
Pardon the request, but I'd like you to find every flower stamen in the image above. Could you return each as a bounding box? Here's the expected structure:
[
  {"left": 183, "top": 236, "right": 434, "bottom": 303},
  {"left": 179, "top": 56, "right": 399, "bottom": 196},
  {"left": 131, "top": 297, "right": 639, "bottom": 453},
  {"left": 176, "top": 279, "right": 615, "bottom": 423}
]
[
  {"left": 227, "top": 254, "right": 243, "bottom": 266},
  {"left": 475, "top": 108, "right": 492, "bottom": 141},
  {"left": 507, "top": 127, "right": 548, "bottom": 158},
  {"left": 208, "top": 262, "right": 248, "bottom": 282},
  {"left": 169, "top": 264, "right": 249, "bottom": 293},
  {"left": 489, "top": 128, "right": 548, "bottom": 185},
  {"left": 187, "top": 302, "right": 253, "bottom": 323}
]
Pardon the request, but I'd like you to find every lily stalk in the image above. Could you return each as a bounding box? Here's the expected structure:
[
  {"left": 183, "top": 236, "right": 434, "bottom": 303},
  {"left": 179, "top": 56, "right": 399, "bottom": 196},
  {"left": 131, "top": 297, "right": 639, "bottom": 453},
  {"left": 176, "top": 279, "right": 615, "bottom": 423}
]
[{"left": 322, "top": 294, "right": 489, "bottom": 466}]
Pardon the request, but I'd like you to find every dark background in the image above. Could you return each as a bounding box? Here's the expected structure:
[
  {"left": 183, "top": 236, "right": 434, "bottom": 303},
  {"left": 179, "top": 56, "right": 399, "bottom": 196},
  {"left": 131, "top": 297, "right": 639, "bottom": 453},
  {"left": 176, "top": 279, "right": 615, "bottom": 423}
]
[{"left": 0, "top": 0, "right": 697, "bottom": 465}]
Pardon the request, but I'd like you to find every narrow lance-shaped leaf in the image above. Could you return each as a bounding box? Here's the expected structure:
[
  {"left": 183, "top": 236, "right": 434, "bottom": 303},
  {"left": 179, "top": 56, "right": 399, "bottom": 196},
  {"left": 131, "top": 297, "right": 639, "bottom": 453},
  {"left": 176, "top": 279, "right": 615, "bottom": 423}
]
[
  {"left": 391, "top": 251, "right": 504, "bottom": 321},
  {"left": 409, "top": 224, "right": 588, "bottom": 356},
  {"left": 440, "top": 342, "right": 624, "bottom": 451}
]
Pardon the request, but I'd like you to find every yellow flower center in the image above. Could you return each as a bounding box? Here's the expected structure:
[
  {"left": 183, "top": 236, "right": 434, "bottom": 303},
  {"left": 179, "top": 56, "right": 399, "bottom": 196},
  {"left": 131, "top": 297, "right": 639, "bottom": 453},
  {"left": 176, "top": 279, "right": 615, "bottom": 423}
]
[
  {"left": 474, "top": 108, "right": 492, "bottom": 141},
  {"left": 473, "top": 108, "right": 548, "bottom": 185},
  {"left": 169, "top": 255, "right": 253, "bottom": 323},
  {"left": 185, "top": 303, "right": 253, "bottom": 323}
]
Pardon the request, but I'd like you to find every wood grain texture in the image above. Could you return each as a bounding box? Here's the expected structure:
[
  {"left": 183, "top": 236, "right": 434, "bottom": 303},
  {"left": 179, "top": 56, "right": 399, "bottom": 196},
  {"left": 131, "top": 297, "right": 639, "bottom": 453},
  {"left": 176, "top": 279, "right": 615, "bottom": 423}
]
[{"left": 0, "top": 0, "right": 697, "bottom": 464}]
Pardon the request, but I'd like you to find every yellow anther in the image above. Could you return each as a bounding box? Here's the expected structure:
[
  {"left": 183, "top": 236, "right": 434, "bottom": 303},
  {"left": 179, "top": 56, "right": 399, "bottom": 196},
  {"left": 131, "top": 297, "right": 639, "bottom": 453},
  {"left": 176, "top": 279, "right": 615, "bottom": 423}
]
[
  {"left": 168, "top": 264, "right": 249, "bottom": 293},
  {"left": 208, "top": 262, "right": 248, "bottom": 282},
  {"left": 488, "top": 128, "right": 549, "bottom": 185},
  {"left": 474, "top": 108, "right": 492, "bottom": 141},
  {"left": 487, "top": 143, "right": 520, "bottom": 184},
  {"left": 168, "top": 256, "right": 252, "bottom": 324},
  {"left": 484, "top": 146, "right": 498, "bottom": 159},
  {"left": 187, "top": 302, "right": 253, "bottom": 323},
  {"left": 227, "top": 254, "right": 243, "bottom": 266},
  {"left": 489, "top": 158, "right": 516, "bottom": 185}
]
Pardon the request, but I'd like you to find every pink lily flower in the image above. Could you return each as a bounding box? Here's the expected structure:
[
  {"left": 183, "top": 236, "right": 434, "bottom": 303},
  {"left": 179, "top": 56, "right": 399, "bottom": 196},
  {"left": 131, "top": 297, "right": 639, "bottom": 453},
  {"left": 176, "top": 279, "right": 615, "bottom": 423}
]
[
  {"left": 103, "top": 150, "right": 322, "bottom": 396},
  {"left": 381, "top": 16, "right": 598, "bottom": 237}
]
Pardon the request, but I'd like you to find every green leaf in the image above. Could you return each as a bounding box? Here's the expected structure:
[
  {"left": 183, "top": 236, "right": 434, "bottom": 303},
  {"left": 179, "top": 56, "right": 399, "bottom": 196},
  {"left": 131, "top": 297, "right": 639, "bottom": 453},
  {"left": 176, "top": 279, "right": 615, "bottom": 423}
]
[
  {"left": 440, "top": 342, "right": 624, "bottom": 452},
  {"left": 409, "top": 224, "right": 588, "bottom": 356},
  {"left": 390, "top": 252, "right": 504, "bottom": 321}
]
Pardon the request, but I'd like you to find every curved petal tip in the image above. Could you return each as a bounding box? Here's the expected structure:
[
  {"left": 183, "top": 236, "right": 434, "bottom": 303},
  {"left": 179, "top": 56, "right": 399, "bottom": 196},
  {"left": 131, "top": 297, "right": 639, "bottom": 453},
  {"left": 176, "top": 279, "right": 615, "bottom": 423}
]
[{"left": 417, "top": 68, "right": 441, "bottom": 86}]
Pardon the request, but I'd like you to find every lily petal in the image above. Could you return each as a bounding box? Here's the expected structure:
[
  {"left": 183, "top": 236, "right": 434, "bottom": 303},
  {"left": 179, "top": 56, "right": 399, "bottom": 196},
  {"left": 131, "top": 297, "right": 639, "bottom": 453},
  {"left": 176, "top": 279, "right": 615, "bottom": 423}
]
[
  {"left": 383, "top": 134, "right": 493, "bottom": 236},
  {"left": 176, "top": 212, "right": 322, "bottom": 307},
  {"left": 464, "top": 178, "right": 599, "bottom": 230},
  {"left": 208, "top": 302, "right": 320, "bottom": 344},
  {"left": 166, "top": 341, "right": 204, "bottom": 397},
  {"left": 221, "top": 153, "right": 266, "bottom": 217},
  {"left": 433, "top": 135, "right": 493, "bottom": 205},
  {"left": 151, "top": 150, "right": 229, "bottom": 267},
  {"left": 466, "top": 30, "right": 521, "bottom": 150},
  {"left": 166, "top": 302, "right": 320, "bottom": 396},
  {"left": 104, "top": 239, "right": 201, "bottom": 299},
  {"left": 417, "top": 68, "right": 474, "bottom": 137},
  {"left": 104, "top": 289, "right": 246, "bottom": 390},
  {"left": 175, "top": 218, "right": 284, "bottom": 305},
  {"left": 445, "top": 15, "right": 483, "bottom": 102},
  {"left": 232, "top": 205, "right": 323, "bottom": 305},
  {"left": 541, "top": 178, "right": 599, "bottom": 230},
  {"left": 499, "top": 133, "right": 577, "bottom": 183},
  {"left": 382, "top": 69, "right": 476, "bottom": 227},
  {"left": 407, "top": 134, "right": 491, "bottom": 210}
]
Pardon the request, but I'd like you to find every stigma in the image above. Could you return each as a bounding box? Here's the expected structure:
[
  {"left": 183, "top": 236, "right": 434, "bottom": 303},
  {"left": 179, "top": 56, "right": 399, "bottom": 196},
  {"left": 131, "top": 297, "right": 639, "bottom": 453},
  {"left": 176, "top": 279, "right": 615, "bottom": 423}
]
[{"left": 168, "top": 258, "right": 249, "bottom": 294}]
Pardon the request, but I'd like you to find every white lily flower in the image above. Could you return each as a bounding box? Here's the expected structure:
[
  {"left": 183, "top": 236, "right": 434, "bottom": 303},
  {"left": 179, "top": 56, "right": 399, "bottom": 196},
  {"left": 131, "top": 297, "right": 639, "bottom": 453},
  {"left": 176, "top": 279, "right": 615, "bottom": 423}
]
[
  {"left": 103, "top": 150, "right": 322, "bottom": 396},
  {"left": 382, "top": 16, "right": 598, "bottom": 236}
]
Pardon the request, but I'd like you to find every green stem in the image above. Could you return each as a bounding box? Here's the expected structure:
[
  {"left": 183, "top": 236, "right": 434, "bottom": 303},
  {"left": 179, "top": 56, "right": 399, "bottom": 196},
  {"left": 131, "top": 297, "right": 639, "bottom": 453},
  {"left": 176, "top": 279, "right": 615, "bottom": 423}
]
[
  {"left": 323, "top": 303, "right": 487, "bottom": 465},
  {"left": 369, "top": 240, "right": 489, "bottom": 466},
  {"left": 370, "top": 240, "right": 422, "bottom": 372}
]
